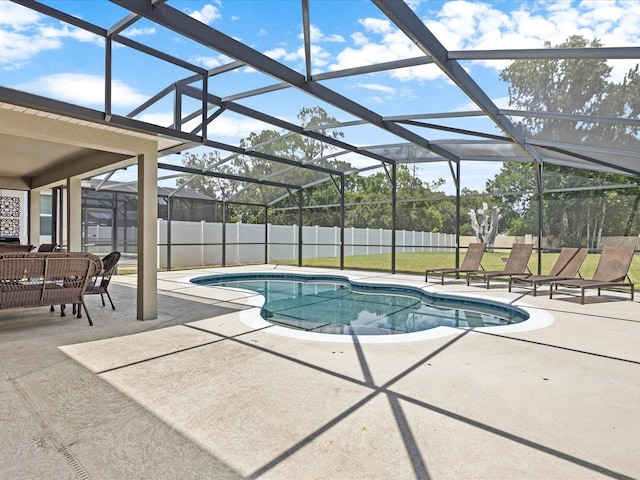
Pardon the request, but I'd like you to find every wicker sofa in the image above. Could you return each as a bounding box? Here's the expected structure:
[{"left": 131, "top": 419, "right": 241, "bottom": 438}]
[
  {"left": 0, "top": 252, "right": 102, "bottom": 325},
  {"left": 0, "top": 244, "right": 34, "bottom": 253}
]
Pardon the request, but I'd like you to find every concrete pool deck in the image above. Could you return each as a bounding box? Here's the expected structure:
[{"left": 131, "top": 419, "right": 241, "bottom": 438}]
[{"left": 1, "top": 264, "right": 639, "bottom": 479}]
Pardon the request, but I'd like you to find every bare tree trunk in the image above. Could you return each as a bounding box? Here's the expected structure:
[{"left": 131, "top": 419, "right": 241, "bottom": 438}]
[
  {"left": 469, "top": 203, "right": 501, "bottom": 252},
  {"left": 596, "top": 202, "right": 606, "bottom": 248},
  {"left": 586, "top": 202, "right": 591, "bottom": 248}
]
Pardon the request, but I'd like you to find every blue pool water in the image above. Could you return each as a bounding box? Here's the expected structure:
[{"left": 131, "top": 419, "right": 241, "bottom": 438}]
[{"left": 192, "top": 273, "right": 529, "bottom": 336}]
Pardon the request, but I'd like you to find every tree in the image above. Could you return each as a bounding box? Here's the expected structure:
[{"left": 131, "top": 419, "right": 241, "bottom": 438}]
[
  {"left": 176, "top": 150, "right": 239, "bottom": 201},
  {"left": 179, "top": 107, "right": 351, "bottom": 223},
  {"left": 494, "top": 35, "right": 640, "bottom": 246},
  {"left": 182, "top": 106, "right": 455, "bottom": 229}
]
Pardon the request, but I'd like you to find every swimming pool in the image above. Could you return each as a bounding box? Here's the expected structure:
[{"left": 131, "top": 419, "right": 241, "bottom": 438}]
[{"left": 191, "top": 272, "right": 530, "bottom": 336}]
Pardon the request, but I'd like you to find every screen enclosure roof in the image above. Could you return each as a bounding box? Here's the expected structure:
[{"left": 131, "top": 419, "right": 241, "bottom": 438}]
[{"left": 2, "top": 0, "right": 639, "bottom": 205}]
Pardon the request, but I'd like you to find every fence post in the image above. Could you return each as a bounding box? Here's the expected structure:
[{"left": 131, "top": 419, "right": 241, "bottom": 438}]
[
  {"left": 201, "top": 220, "right": 205, "bottom": 266},
  {"left": 237, "top": 221, "right": 241, "bottom": 264},
  {"left": 366, "top": 227, "right": 370, "bottom": 255},
  {"left": 266, "top": 223, "right": 271, "bottom": 264}
]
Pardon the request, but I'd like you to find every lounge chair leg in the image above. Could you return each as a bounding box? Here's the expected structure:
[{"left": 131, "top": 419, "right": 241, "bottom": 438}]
[
  {"left": 533, "top": 283, "right": 537, "bottom": 296},
  {"left": 60, "top": 304, "right": 65, "bottom": 317},
  {"left": 100, "top": 293, "right": 106, "bottom": 307},
  {"left": 631, "top": 285, "right": 634, "bottom": 301},
  {"left": 581, "top": 288, "right": 585, "bottom": 305}
]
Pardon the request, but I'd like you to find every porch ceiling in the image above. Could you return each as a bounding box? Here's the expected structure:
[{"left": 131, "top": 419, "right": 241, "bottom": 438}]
[{"left": 0, "top": 102, "right": 187, "bottom": 189}]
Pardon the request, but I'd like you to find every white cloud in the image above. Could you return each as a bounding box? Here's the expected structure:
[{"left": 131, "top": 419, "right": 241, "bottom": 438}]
[
  {"left": 455, "top": 96, "right": 510, "bottom": 112},
  {"left": 15, "top": 73, "right": 148, "bottom": 109},
  {"left": 188, "top": 4, "right": 221, "bottom": 25},
  {"left": 351, "top": 32, "right": 368, "bottom": 46},
  {"left": 307, "top": 25, "right": 323, "bottom": 42},
  {"left": 0, "top": 3, "right": 103, "bottom": 69},
  {"left": 325, "top": 33, "right": 346, "bottom": 43},
  {"left": 328, "top": 0, "right": 640, "bottom": 83},
  {"left": 0, "top": 29, "right": 61, "bottom": 69},
  {"left": 427, "top": 0, "right": 640, "bottom": 77},
  {"left": 191, "top": 55, "right": 222, "bottom": 69},
  {"left": 283, "top": 44, "right": 332, "bottom": 69},
  {"left": 136, "top": 111, "right": 173, "bottom": 127},
  {"left": 190, "top": 52, "right": 234, "bottom": 70},
  {"left": 122, "top": 27, "right": 157, "bottom": 38},
  {"left": 304, "top": 25, "right": 345, "bottom": 43},
  {"left": 141, "top": 112, "right": 275, "bottom": 141},
  {"left": 209, "top": 116, "right": 276, "bottom": 140},
  {"left": 0, "top": 3, "right": 41, "bottom": 28},
  {"left": 257, "top": 24, "right": 344, "bottom": 73},
  {"left": 331, "top": 26, "right": 438, "bottom": 80},
  {"left": 358, "top": 18, "right": 393, "bottom": 35},
  {"left": 263, "top": 47, "right": 287, "bottom": 60},
  {"left": 38, "top": 23, "right": 103, "bottom": 46},
  {"left": 357, "top": 83, "right": 396, "bottom": 94}
]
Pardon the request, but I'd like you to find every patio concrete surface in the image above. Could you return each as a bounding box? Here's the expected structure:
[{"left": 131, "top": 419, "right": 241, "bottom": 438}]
[{"left": 1, "top": 264, "right": 639, "bottom": 479}]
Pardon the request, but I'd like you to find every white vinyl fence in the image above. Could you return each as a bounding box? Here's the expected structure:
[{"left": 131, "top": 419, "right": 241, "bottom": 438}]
[{"left": 87, "top": 220, "right": 456, "bottom": 268}]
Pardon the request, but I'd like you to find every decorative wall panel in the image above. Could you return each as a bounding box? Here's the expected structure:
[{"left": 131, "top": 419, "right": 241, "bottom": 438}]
[{"left": 0, "top": 196, "right": 21, "bottom": 236}]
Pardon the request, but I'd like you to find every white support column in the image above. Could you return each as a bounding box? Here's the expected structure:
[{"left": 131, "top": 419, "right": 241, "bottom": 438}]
[
  {"left": 137, "top": 149, "right": 158, "bottom": 321},
  {"left": 29, "top": 189, "right": 41, "bottom": 248},
  {"left": 66, "top": 177, "right": 82, "bottom": 252}
]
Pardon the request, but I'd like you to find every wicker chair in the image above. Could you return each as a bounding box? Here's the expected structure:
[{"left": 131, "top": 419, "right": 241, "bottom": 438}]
[
  {"left": 37, "top": 243, "right": 58, "bottom": 252},
  {"left": 84, "top": 251, "right": 121, "bottom": 310}
]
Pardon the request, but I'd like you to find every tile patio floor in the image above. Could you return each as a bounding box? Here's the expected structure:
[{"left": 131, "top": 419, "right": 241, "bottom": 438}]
[{"left": 1, "top": 265, "right": 639, "bottom": 479}]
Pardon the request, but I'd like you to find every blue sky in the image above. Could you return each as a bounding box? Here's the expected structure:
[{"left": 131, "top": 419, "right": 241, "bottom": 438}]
[{"left": 2, "top": 0, "right": 640, "bottom": 192}]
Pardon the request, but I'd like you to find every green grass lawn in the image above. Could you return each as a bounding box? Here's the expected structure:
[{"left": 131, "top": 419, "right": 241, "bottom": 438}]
[
  {"left": 282, "top": 250, "right": 639, "bottom": 286},
  {"left": 121, "top": 250, "right": 638, "bottom": 288}
]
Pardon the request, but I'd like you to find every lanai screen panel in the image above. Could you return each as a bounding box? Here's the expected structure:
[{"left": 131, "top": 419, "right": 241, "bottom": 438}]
[
  {"left": 534, "top": 145, "right": 640, "bottom": 178},
  {"left": 4, "top": 0, "right": 640, "bottom": 208}
]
